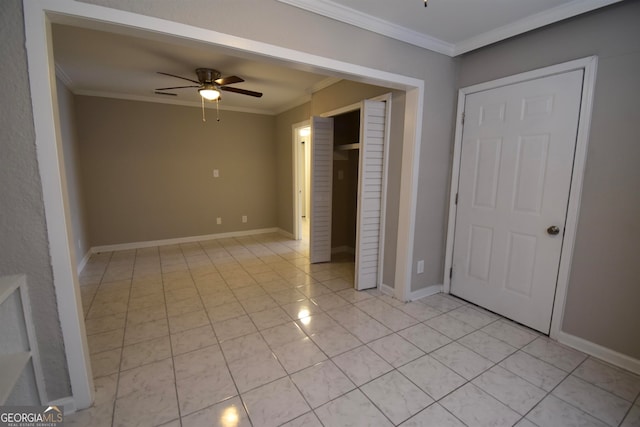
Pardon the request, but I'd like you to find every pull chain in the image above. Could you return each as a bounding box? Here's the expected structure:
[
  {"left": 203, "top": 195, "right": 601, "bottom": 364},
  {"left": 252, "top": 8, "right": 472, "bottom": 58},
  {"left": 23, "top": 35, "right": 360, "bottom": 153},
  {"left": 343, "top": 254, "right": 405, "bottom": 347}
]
[
  {"left": 216, "top": 99, "right": 220, "bottom": 122},
  {"left": 201, "top": 96, "right": 206, "bottom": 122}
]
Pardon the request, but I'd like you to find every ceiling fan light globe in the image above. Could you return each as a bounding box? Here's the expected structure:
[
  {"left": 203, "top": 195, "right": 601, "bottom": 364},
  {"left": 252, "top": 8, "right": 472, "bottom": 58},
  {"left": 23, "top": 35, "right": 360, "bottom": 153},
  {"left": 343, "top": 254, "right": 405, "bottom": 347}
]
[{"left": 199, "top": 88, "right": 221, "bottom": 101}]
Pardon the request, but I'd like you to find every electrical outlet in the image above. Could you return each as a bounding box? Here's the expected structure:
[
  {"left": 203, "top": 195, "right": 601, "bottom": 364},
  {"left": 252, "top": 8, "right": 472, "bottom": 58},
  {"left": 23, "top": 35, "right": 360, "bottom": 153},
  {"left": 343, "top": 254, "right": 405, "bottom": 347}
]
[
  {"left": 417, "top": 260, "right": 425, "bottom": 274},
  {"left": 213, "top": 169, "right": 219, "bottom": 178},
  {"left": 242, "top": 215, "right": 247, "bottom": 223},
  {"left": 216, "top": 217, "right": 222, "bottom": 225}
]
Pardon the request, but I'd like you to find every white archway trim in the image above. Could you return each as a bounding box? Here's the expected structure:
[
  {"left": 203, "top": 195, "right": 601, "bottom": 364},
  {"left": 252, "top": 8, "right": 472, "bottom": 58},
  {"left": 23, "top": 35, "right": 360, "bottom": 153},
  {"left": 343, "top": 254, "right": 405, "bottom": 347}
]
[{"left": 23, "top": 0, "right": 424, "bottom": 409}]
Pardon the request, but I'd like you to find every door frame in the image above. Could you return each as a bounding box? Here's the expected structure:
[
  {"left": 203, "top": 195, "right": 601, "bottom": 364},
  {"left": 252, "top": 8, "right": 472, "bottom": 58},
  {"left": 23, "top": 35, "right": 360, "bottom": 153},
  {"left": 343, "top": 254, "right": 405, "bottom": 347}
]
[
  {"left": 292, "top": 120, "right": 311, "bottom": 240},
  {"left": 24, "top": 0, "right": 422, "bottom": 410},
  {"left": 443, "top": 56, "right": 598, "bottom": 340}
]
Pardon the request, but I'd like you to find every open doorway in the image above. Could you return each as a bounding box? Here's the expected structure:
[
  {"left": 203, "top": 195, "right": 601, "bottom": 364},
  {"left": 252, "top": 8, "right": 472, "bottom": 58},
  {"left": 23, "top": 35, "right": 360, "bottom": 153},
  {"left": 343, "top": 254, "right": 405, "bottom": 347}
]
[
  {"left": 293, "top": 122, "right": 311, "bottom": 241},
  {"left": 25, "top": 2, "right": 424, "bottom": 409}
]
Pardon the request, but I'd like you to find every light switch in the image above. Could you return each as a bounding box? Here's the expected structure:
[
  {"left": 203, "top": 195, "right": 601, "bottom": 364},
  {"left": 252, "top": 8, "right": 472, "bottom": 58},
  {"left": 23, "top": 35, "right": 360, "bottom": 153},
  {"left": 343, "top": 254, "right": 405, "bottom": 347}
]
[{"left": 213, "top": 169, "right": 219, "bottom": 178}]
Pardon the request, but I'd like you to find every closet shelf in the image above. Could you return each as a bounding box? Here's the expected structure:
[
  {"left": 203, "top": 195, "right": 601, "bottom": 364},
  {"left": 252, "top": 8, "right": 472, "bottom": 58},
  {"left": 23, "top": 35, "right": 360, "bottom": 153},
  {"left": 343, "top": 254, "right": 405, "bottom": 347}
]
[{"left": 335, "top": 143, "right": 360, "bottom": 151}]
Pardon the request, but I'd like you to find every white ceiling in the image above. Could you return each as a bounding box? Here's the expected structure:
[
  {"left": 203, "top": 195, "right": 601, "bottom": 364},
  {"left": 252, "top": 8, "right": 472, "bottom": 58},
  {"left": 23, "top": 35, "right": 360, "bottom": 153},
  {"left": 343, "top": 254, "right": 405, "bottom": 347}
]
[
  {"left": 277, "top": 0, "right": 623, "bottom": 55},
  {"left": 53, "top": 0, "right": 621, "bottom": 114}
]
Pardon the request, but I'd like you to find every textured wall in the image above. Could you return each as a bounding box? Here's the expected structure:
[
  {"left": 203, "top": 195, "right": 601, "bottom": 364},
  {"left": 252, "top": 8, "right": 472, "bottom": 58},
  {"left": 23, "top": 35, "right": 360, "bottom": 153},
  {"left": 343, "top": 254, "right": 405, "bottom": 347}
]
[
  {"left": 74, "top": 96, "right": 278, "bottom": 247},
  {"left": 56, "top": 79, "right": 90, "bottom": 263},
  {"left": 458, "top": 1, "right": 640, "bottom": 359},
  {"left": 0, "top": 1, "right": 70, "bottom": 401}
]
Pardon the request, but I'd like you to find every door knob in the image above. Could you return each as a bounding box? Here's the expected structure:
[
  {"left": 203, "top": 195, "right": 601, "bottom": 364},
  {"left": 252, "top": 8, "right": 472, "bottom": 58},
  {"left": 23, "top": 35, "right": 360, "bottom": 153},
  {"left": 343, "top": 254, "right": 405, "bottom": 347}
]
[{"left": 547, "top": 226, "right": 560, "bottom": 235}]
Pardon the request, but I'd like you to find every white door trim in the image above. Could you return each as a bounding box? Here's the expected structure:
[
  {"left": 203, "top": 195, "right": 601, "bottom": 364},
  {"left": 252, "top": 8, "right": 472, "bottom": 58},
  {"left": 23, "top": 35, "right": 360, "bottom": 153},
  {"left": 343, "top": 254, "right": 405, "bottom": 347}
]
[
  {"left": 443, "top": 56, "right": 598, "bottom": 340},
  {"left": 292, "top": 120, "right": 311, "bottom": 241},
  {"left": 24, "top": 1, "right": 424, "bottom": 408}
]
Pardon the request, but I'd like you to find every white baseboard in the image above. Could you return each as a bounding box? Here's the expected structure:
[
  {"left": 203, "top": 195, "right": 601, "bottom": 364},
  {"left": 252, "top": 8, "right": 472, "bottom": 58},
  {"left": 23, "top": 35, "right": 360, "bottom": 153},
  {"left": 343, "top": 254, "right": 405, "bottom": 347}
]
[
  {"left": 556, "top": 330, "right": 640, "bottom": 375},
  {"left": 380, "top": 283, "right": 394, "bottom": 296},
  {"left": 49, "top": 396, "right": 76, "bottom": 415},
  {"left": 76, "top": 250, "right": 90, "bottom": 275},
  {"left": 277, "top": 228, "right": 294, "bottom": 239},
  {"left": 409, "top": 284, "right": 443, "bottom": 301},
  {"left": 91, "top": 227, "right": 280, "bottom": 253}
]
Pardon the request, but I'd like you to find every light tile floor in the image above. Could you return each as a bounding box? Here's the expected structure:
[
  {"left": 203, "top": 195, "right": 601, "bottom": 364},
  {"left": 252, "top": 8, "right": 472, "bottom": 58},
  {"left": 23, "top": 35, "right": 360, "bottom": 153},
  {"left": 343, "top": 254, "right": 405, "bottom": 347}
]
[{"left": 68, "top": 233, "right": 640, "bottom": 427}]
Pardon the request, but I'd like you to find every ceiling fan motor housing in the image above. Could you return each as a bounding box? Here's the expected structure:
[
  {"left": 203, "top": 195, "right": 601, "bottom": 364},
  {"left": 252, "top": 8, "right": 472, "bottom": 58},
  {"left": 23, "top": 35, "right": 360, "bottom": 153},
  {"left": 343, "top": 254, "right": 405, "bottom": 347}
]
[{"left": 196, "top": 68, "right": 221, "bottom": 83}]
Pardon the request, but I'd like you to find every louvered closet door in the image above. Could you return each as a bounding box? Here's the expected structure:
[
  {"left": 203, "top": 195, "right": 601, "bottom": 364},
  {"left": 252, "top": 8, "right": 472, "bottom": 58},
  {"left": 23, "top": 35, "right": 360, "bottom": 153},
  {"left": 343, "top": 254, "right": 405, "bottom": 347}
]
[
  {"left": 309, "top": 116, "right": 334, "bottom": 263},
  {"left": 355, "top": 100, "right": 387, "bottom": 290}
]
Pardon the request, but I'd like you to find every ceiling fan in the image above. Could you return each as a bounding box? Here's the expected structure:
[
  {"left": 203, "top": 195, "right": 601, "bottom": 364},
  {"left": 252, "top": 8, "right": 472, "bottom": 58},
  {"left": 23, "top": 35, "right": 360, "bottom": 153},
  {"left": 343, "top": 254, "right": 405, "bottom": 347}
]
[{"left": 155, "top": 68, "right": 263, "bottom": 101}]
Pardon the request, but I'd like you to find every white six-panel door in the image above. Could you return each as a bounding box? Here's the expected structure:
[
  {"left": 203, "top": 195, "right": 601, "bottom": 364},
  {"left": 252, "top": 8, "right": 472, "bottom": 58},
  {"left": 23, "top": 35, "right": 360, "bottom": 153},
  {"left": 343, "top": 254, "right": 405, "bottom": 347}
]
[
  {"left": 309, "top": 116, "right": 334, "bottom": 263},
  {"left": 451, "top": 70, "right": 583, "bottom": 333},
  {"left": 355, "top": 100, "right": 387, "bottom": 290}
]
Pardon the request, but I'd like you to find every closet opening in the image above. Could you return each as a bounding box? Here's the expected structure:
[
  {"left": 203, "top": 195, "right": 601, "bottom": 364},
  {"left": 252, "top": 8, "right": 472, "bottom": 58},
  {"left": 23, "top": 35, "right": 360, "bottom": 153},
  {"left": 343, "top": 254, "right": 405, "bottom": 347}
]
[
  {"left": 331, "top": 109, "right": 360, "bottom": 264},
  {"left": 309, "top": 96, "right": 390, "bottom": 290}
]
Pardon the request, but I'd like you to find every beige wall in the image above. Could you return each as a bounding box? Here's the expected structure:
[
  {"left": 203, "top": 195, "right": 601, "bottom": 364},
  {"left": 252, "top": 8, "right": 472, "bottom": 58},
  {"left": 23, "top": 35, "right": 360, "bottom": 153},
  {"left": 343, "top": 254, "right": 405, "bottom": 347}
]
[
  {"left": 0, "top": 1, "right": 71, "bottom": 400},
  {"left": 57, "top": 79, "right": 90, "bottom": 261},
  {"left": 275, "top": 102, "right": 311, "bottom": 234},
  {"left": 458, "top": 1, "right": 640, "bottom": 359},
  {"left": 74, "top": 96, "right": 278, "bottom": 247}
]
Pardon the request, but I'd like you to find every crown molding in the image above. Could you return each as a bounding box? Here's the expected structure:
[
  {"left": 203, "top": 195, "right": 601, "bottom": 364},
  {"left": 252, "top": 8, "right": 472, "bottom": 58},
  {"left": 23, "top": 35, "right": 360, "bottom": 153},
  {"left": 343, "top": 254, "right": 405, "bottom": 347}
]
[
  {"left": 54, "top": 63, "right": 74, "bottom": 87},
  {"left": 276, "top": 0, "right": 455, "bottom": 56},
  {"left": 274, "top": 94, "right": 311, "bottom": 115},
  {"left": 273, "top": 76, "right": 343, "bottom": 114},
  {"left": 73, "top": 89, "right": 276, "bottom": 115},
  {"left": 277, "top": 0, "right": 623, "bottom": 57},
  {"left": 310, "top": 76, "right": 342, "bottom": 93},
  {"left": 453, "top": 0, "right": 624, "bottom": 55}
]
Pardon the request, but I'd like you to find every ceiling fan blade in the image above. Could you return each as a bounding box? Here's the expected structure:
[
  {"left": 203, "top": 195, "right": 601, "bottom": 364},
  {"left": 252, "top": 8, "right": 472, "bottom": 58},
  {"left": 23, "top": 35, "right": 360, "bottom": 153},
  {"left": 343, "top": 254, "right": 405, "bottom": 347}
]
[
  {"left": 155, "top": 85, "right": 200, "bottom": 91},
  {"left": 157, "top": 71, "right": 200, "bottom": 84},
  {"left": 155, "top": 91, "right": 177, "bottom": 96},
  {"left": 220, "top": 86, "right": 263, "bottom": 98},
  {"left": 215, "top": 75, "right": 244, "bottom": 86}
]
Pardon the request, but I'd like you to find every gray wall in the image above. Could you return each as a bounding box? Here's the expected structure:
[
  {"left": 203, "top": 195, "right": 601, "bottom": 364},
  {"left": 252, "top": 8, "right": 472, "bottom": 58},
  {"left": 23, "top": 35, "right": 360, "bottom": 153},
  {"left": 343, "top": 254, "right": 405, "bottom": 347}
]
[
  {"left": 0, "top": 1, "right": 70, "bottom": 401},
  {"left": 57, "top": 79, "right": 90, "bottom": 262},
  {"left": 74, "top": 96, "right": 278, "bottom": 247},
  {"left": 458, "top": 1, "right": 640, "bottom": 359}
]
